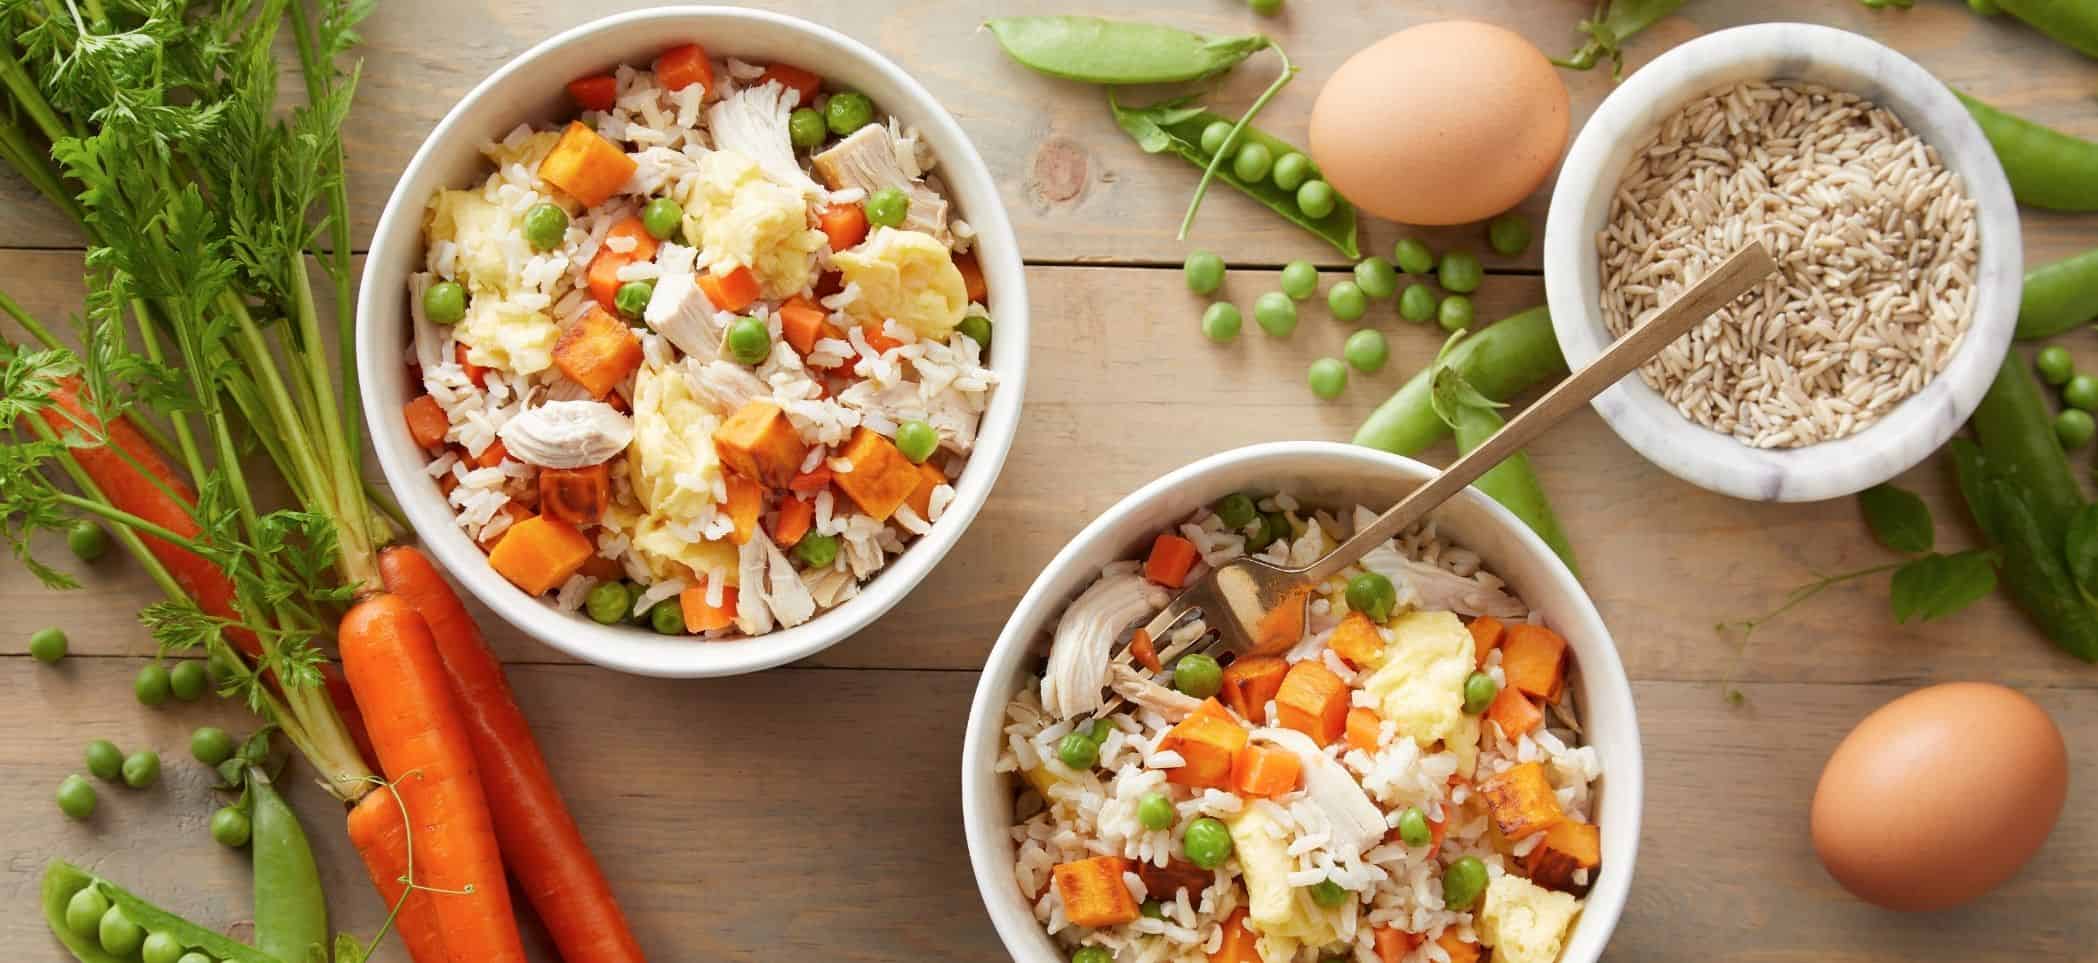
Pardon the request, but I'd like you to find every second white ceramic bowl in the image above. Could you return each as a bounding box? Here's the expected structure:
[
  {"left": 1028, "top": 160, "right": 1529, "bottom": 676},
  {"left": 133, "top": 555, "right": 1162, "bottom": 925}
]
[
  {"left": 1545, "top": 23, "right": 2020, "bottom": 503},
  {"left": 357, "top": 8, "right": 1028, "bottom": 677},
  {"left": 961, "top": 442, "right": 1644, "bottom": 962}
]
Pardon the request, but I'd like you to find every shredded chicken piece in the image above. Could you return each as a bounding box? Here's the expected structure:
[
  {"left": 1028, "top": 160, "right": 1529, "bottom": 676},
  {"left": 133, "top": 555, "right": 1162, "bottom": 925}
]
[
  {"left": 496, "top": 400, "right": 633, "bottom": 468},
  {"left": 811, "top": 124, "right": 951, "bottom": 244},
  {"left": 1358, "top": 543, "right": 1525, "bottom": 619},
  {"left": 1254, "top": 728, "right": 1386, "bottom": 858},
  {"left": 734, "top": 534, "right": 775, "bottom": 636},
  {"left": 760, "top": 533, "right": 815, "bottom": 628},
  {"left": 705, "top": 81, "right": 822, "bottom": 197},
  {"left": 1041, "top": 573, "right": 1165, "bottom": 719},
  {"left": 1109, "top": 663, "right": 1200, "bottom": 722},
  {"left": 644, "top": 272, "right": 725, "bottom": 360},
  {"left": 683, "top": 359, "right": 768, "bottom": 416}
]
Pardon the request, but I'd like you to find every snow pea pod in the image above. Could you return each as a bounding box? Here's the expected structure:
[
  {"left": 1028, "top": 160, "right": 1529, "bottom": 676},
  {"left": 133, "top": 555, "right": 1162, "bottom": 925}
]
[
  {"left": 986, "top": 16, "right": 1268, "bottom": 85},
  {"left": 1109, "top": 95, "right": 1358, "bottom": 257},
  {"left": 1956, "top": 91, "right": 2098, "bottom": 212},
  {"left": 2015, "top": 247, "right": 2098, "bottom": 340},
  {"left": 1353, "top": 306, "right": 1565, "bottom": 455},
  {"left": 42, "top": 861, "right": 278, "bottom": 963},
  {"left": 1991, "top": 0, "right": 2098, "bottom": 58},
  {"left": 1438, "top": 375, "right": 1581, "bottom": 574},
  {"left": 250, "top": 769, "right": 329, "bottom": 963}
]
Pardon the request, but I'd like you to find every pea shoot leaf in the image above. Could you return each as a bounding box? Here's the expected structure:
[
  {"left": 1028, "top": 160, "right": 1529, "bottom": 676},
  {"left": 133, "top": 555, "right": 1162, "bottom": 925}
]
[
  {"left": 1890, "top": 550, "right": 1997, "bottom": 623},
  {"left": 1859, "top": 483, "right": 1934, "bottom": 554}
]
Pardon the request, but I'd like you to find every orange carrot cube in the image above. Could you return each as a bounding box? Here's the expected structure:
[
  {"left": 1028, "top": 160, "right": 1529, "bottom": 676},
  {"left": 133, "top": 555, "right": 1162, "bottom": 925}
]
[
  {"left": 833, "top": 427, "right": 922, "bottom": 521},
  {"left": 721, "top": 474, "right": 764, "bottom": 545},
  {"left": 955, "top": 249, "right": 989, "bottom": 304},
  {"left": 402, "top": 395, "right": 448, "bottom": 450},
  {"left": 1327, "top": 611, "right": 1386, "bottom": 668},
  {"left": 1436, "top": 932, "right": 1482, "bottom": 963},
  {"left": 712, "top": 400, "right": 809, "bottom": 489},
  {"left": 1143, "top": 533, "right": 1200, "bottom": 588},
  {"left": 552, "top": 307, "right": 644, "bottom": 399},
  {"left": 1501, "top": 623, "right": 1567, "bottom": 701},
  {"left": 1211, "top": 908, "right": 1261, "bottom": 963},
  {"left": 818, "top": 203, "right": 868, "bottom": 252},
  {"left": 1374, "top": 927, "right": 1423, "bottom": 963},
  {"left": 1479, "top": 762, "right": 1565, "bottom": 841},
  {"left": 538, "top": 121, "right": 636, "bottom": 208},
  {"left": 487, "top": 515, "right": 594, "bottom": 596},
  {"left": 1220, "top": 655, "right": 1288, "bottom": 722},
  {"left": 903, "top": 461, "right": 946, "bottom": 520},
  {"left": 655, "top": 43, "right": 715, "bottom": 94},
  {"left": 758, "top": 62, "right": 823, "bottom": 104},
  {"left": 679, "top": 584, "right": 739, "bottom": 633},
  {"left": 771, "top": 496, "right": 815, "bottom": 548},
  {"left": 1469, "top": 615, "right": 1506, "bottom": 667},
  {"left": 779, "top": 295, "right": 840, "bottom": 356},
  {"left": 1051, "top": 856, "right": 1139, "bottom": 929},
  {"left": 1275, "top": 660, "right": 1349, "bottom": 747},
  {"left": 1231, "top": 743, "right": 1302, "bottom": 798},
  {"left": 1344, "top": 707, "right": 1384, "bottom": 754},
  {"left": 697, "top": 265, "right": 760, "bottom": 313},
  {"left": 473, "top": 439, "right": 509, "bottom": 469},
  {"left": 1159, "top": 700, "right": 1247, "bottom": 789},
  {"left": 567, "top": 74, "right": 617, "bottom": 112}
]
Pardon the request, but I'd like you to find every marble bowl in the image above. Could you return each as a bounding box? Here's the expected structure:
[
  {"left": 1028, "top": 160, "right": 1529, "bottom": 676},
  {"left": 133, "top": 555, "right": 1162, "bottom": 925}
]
[{"left": 1543, "top": 23, "right": 2021, "bottom": 502}]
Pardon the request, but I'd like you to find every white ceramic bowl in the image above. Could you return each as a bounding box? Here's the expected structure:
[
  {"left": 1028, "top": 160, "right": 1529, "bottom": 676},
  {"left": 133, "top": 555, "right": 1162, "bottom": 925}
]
[
  {"left": 1544, "top": 23, "right": 2020, "bottom": 502},
  {"left": 357, "top": 7, "right": 1028, "bottom": 677},
  {"left": 961, "top": 442, "right": 1643, "bottom": 962}
]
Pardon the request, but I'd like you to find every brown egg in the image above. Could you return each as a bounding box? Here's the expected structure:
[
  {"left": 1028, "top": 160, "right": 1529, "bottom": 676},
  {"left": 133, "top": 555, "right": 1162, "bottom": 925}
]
[
  {"left": 1811, "top": 682, "right": 2067, "bottom": 911},
  {"left": 1308, "top": 21, "right": 1569, "bottom": 225}
]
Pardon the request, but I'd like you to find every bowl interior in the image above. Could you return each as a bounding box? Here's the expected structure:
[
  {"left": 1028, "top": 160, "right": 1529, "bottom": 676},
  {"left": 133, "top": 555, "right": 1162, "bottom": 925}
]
[
  {"left": 355, "top": 7, "right": 1027, "bottom": 677},
  {"left": 1543, "top": 22, "right": 2020, "bottom": 503},
  {"left": 961, "top": 442, "right": 1644, "bottom": 963}
]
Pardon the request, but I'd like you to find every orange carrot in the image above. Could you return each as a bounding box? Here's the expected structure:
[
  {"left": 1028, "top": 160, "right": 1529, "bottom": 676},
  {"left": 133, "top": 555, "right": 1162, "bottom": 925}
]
[
  {"left": 721, "top": 474, "right": 764, "bottom": 544},
  {"left": 1128, "top": 628, "right": 1162, "bottom": 673},
  {"left": 698, "top": 266, "right": 760, "bottom": 312},
  {"left": 1230, "top": 743, "right": 1302, "bottom": 798},
  {"left": 1345, "top": 707, "right": 1383, "bottom": 754},
  {"left": 454, "top": 342, "right": 488, "bottom": 389},
  {"left": 758, "top": 62, "right": 822, "bottom": 104},
  {"left": 403, "top": 395, "right": 448, "bottom": 450},
  {"left": 955, "top": 249, "right": 988, "bottom": 304},
  {"left": 819, "top": 203, "right": 868, "bottom": 251},
  {"left": 1468, "top": 615, "right": 1505, "bottom": 667},
  {"left": 378, "top": 548, "right": 645, "bottom": 963},
  {"left": 1212, "top": 908, "right": 1262, "bottom": 963},
  {"left": 566, "top": 74, "right": 618, "bottom": 112},
  {"left": 1143, "top": 533, "right": 1200, "bottom": 588},
  {"left": 771, "top": 496, "right": 814, "bottom": 547},
  {"left": 584, "top": 218, "right": 661, "bottom": 312},
  {"left": 1275, "top": 660, "right": 1350, "bottom": 746},
  {"left": 347, "top": 790, "right": 452, "bottom": 963},
  {"left": 655, "top": 43, "right": 715, "bottom": 94},
  {"left": 1374, "top": 927, "right": 1423, "bottom": 963},
  {"left": 680, "top": 584, "right": 739, "bottom": 632},
  {"left": 473, "top": 439, "right": 508, "bottom": 469},
  {"left": 338, "top": 594, "right": 526, "bottom": 963},
  {"left": 787, "top": 466, "right": 834, "bottom": 495},
  {"left": 1437, "top": 932, "right": 1483, "bottom": 963},
  {"left": 779, "top": 295, "right": 835, "bottom": 355}
]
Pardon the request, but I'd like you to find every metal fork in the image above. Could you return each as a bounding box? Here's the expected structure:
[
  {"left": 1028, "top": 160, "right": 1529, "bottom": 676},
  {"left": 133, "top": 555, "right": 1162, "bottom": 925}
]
[{"left": 1092, "top": 242, "right": 1777, "bottom": 715}]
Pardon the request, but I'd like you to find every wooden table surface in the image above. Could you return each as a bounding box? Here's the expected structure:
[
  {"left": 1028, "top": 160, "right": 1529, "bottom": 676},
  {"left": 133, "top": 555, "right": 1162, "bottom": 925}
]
[{"left": 5, "top": 2, "right": 2097, "bottom": 961}]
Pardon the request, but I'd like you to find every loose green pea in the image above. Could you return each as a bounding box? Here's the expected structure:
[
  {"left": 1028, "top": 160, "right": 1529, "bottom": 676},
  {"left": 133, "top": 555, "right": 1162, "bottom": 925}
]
[
  {"left": 1056, "top": 730, "right": 1100, "bottom": 770},
  {"left": 1439, "top": 295, "right": 1475, "bottom": 332},
  {"left": 2064, "top": 374, "right": 2098, "bottom": 411},
  {"left": 1249, "top": 0, "right": 1283, "bottom": 14},
  {"left": 1353, "top": 257, "right": 1398, "bottom": 299},
  {"left": 122, "top": 750, "right": 160, "bottom": 789},
  {"left": 1256, "top": 511, "right": 1292, "bottom": 552},
  {"left": 1309, "top": 879, "right": 1348, "bottom": 908},
  {"left": 1393, "top": 238, "right": 1436, "bottom": 275},
  {"left": 522, "top": 203, "right": 569, "bottom": 251},
  {"left": 65, "top": 885, "right": 109, "bottom": 936},
  {"left": 1439, "top": 251, "right": 1483, "bottom": 293},
  {"left": 1199, "top": 121, "right": 1237, "bottom": 159},
  {"left": 1327, "top": 281, "right": 1368, "bottom": 322},
  {"left": 142, "top": 930, "right": 185, "bottom": 963},
  {"left": 649, "top": 600, "right": 685, "bottom": 635},
  {"left": 1254, "top": 292, "right": 1298, "bottom": 337},
  {"left": 67, "top": 520, "right": 110, "bottom": 562},
  {"left": 824, "top": 91, "right": 875, "bottom": 136},
  {"left": 726, "top": 316, "right": 771, "bottom": 365},
  {"left": 30, "top": 626, "right": 67, "bottom": 664},
  {"left": 1182, "top": 816, "right": 1235, "bottom": 870},
  {"left": 1185, "top": 250, "right": 1226, "bottom": 295},
  {"left": 585, "top": 581, "right": 632, "bottom": 625},
  {"left": 957, "top": 314, "right": 993, "bottom": 349},
  {"left": 1487, "top": 213, "right": 1533, "bottom": 256},
  {"left": 865, "top": 187, "right": 909, "bottom": 228},
  {"left": 2057, "top": 409, "right": 2095, "bottom": 449},
  {"left": 1346, "top": 572, "right": 1397, "bottom": 622},
  {"left": 895, "top": 420, "right": 940, "bottom": 464},
  {"left": 176, "top": 954, "right": 212, "bottom": 963},
  {"left": 1279, "top": 261, "right": 1318, "bottom": 300},
  {"left": 1271, "top": 152, "right": 1311, "bottom": 191},
  {"left": 422, "top": 281, "right": 466, "bottom": 325},
  {"left": 2036, "top": 345, "right": 2076, "bottom": 386},
  {"left": 99, "top": 906, "right": 145, "bottom": 956},
  {"left": 1072, "top": 948, "right": 1112, "bottom": 963},
  {"left": 1463, "top": 671, "right": 1499, "bottom": 714},
  {"left": 1172, "top": 653, "right": 1224, "bottom": 700},
  {"left": 1137, "top": 791, "right": 1176, "bottom": 831},
  {"left": 1232, "top": 142, "right": 1273, "bottom": 183},
  {"left": 169, "top": 660, "right": 208, "bottom": 701},
  {"left": 1140, "top": 900, "right": 1167, "bottom": 920},
  {"left": 1297, "top": 180, "right": 1337, "bottom": 220},
  {"left": 1399, "top": 283, "right": 1436, "bottom": 323},
  {"left": 135, "top": 663, "right": 172, "bottom": 706},
  {"left": 641, "top": 196, "right": 683, "bottom": 240},
  {"left": 1443, "top": 856, "right": 1488, "bottom": 910},
  {"left": 1308, "top": 358, "right": 1348, "bottom": 400},
  {"left": 1201, "top": 302, "right": 1243, "bottom": 343},
  {"left": 797, "top": 532, "right": 840, "bottom": 569},
  {"left": 789, "top": 107, "right": 827, "bottom": 149},
  {"left": 1212, "top": 493, "right": 1260, "bottom": 531},
  {"left": 1396, "top": 807, "right": 1432, "bottom": 847},
  {"left": 87, "top": 740, "right": 124, "bottom": 780},
  {"left": 614, "top": 280, "right": 654, "bottom": 320},
  {"left": 191, "top": 726, "right": 235, "bottom": 766},
  {"left": 1344, "top": 329, "right": 1388, "bottom": 374},
  {"left": 58, "top": 774, "right": 96, "bottom": 820}
]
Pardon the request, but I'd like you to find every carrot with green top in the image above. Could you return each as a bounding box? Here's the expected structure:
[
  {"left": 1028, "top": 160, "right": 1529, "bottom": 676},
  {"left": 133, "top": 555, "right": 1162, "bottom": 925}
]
[{"left": 347, "top": 790, "right": 452, "bottom": 963}]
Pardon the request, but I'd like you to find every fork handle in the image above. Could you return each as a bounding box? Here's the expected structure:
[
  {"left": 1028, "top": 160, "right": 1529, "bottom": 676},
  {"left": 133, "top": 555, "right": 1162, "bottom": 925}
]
[{"left": 1302, "top": 241, "right": 1776, "bottom": 583}]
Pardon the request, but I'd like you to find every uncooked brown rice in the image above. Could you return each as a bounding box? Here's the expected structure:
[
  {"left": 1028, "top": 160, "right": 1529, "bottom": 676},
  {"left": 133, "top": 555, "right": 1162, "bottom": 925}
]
[{"left": 1598, "top": 81, "right": 1979, "bottom": 449}]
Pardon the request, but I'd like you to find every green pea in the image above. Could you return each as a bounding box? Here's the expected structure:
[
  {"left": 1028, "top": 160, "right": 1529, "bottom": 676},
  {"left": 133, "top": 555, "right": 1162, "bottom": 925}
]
[
  {"left": 641, "top": 196, "right": 683, "bottom": 241},
  {"left": 1085, "top": 719, "right": 1114, "bottom": 743},
  {"left": 1442, "top": 856, "right": 1488, "bottom": 910},
  {"left": 135, "top": 663, "right": 172, "bottom": 706},
  {"left": 1271, "top": 152, "right": 1311, "bottom": 192},
  {"left": 1201, "top": 302, "right": 1242, "bottom": 343},
  {"left": 422, "top": 280, "right": 466, "bottom": 325},
  {"left": 1140, "top": 900, "right": 1167, "bottom": 920},
  {"left": 190, "top": 727, "right": 235, "bottom": 766},
  {"left": 726, "top": 316, "right": 771, "bottom": 365},
  {"left": 789, "top": 107, "right": 827, "bottom": 149},
  {"left": 169, "top": 660, "right": 208, "bottom": 701},
  {"left": 1393, "top": 238, "right": 1436, "bottom": 275},
  {"left": 584, "top": 581, "right": 631, "bottom": 625},
  {"left": 86, "top": 740, "right": 124, "bottom": 780},
  {"left": 1182, "top": 816, "right": 1235, "bottom": 870},
  {"left": 1439, "top": 295, "right": 1476, "bottom": 332},
  {"left": 1172, "top": 653, "right": 1224, "bottom": 700},
  {"left": 1345, "top": 572, "right": 1397, "bottom": 622},
  {"left": 1211, "top": 493, "right": 1259, "bottom": 531},
  {"left": 614, "top": 280, "right": 654, "bottom": 320},
  {"left": 1056, "top": 730, "right": 1100, "bottom": 770},
  {"left": 1488, "top": 213, "right": 1533, "bottom": 256},
  {"left": 1279, "top": 261, "right": 1318, "bottom": 300},
  {"left": 1137, "top": 791, "right": 1176, "bottom": 831},
  {"left": 122, "top": 750, "right": 160, "bottom": 789},
  {"left": 825, "top": 91, "right": 875, "bottom": 136},
  {"left": 1249, "top": 0, "right": 1283, "bottom": 14},
  {"left": 649, "top": 600, "right": 686, "bottom": 635},
  {"left": 100, "top": 906, "right": 145, "bottom": 956},
  {"left": 1353, "top": 257, "right": 1398, "bottom": 299},
  {"left": 1254, "top": 292, "right": 1298, "bottom": 337},
  {"left": 2064, "top": 374, "right": 2098, "bottom": 411},
  {"left": 30, "top": 626, "right": 67, "bottom": 664},
  {"left": 1396, "top": 806, "right": 1432, "bottom": 847},
  {"left": 625, "top": 584, "right": 653, "bottom": 625},
  {"left": 65, "top": 885, "right": 110, "bottom": 936},
  {"left": 1184, "top": 250, "right": 1226, "bottom": 295},
  {"left": 143, "top": 930, "right": 185, "bottom": 963},
  {"left": 1249, "top": 510, "right": 1291, "bottom": 552},
  {"left": 176, "top": 954, "right": 213, "bottom": 963},
  {"left": 1344, "top": 329, "right": 1388, "bottom": 374},
  {"left": 67, "top": 520, "right": 110, "bottom": 561},
  {"left": 1199, "top": 121, "right": 1237, "bottom": 159},
  {"left": 2036, "top": 345, "right": 2076, "bottom": 386},
  {"left": 2056, "top": 409, "right": 2095, "bottom": 449},
  {"left": 1327, "top": 281, "right": 1368, "bottom": 322},
  {"left": 57, "top": 774, "right": 96, "bottom": 820},
  {"left": 1232, "top": 142, "right": 1273, "bottom": 183},
  {"left": 895, "top": 420, "right": 939, "bottom": 464},
  {"left": 523, "top": 203, "right": 569, "bottom": 251},
  {"left": 866, "top": 187, "right": 909, "bottom": 228},
  {"left": 958, "top": 314, "right": 994, "bottom": 349},
  {"left": 796, "top": 532, "right": 841, "bottom": 568},
  {"left": 1399, "top": 283, "right": 1436, "bottom": 323},
  {"left": 1309, "top": 879, "right": 1348, "bottom": 908},
  {"left": 1463, "top": 671, "right": 1499, "bottom": 714},
  {"left": 1308, "top": 358, "right": 1348, "bottom": 400},
  {"left": 1072, "top": 948, "right": 1113, "bottom": 963},
  {"left": 1296, "top": 180, "right": 1337, "bottom": 219},
  {"left": 1439, "top": 251, "right": 1483, "bottom": 293}
]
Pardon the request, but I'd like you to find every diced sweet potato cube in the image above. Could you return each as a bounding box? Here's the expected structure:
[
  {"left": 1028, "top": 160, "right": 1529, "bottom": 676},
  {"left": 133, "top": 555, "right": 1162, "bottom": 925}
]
[
  {"left": 721, "top": 474, "right": 763, "bottom": 545},
  {"left": 1250, "top": 585, "right": 1312, "bottom": 655},
  {"left": 1501, "top": 623, "right": 1567, "bottom": 700},
  {"left": 833, "top": 427, "right": 922, "bottom": 521},
  {"left": 1479, "top": 762, "right": 1565, "bottom": 841},
  {"left": 1468, "top": 615, "right": 1505, "bottom": 667},
  {"left": 538, "top": 464, "right": 610, "bottom": 526},
  {"left": 1231, "top": 743, "right": 1301, "bottom": 798},
  {"left": 1220, "top": 655, "right": 1288, "bottom": 722},
  {"left": 1136, "top": 860, "right": 1209, "bottom": 899},
  {"left": 903, "top": 461, "right": 946, "bottom": 519},
  {"left": 1436, "top": 932, "right": 1482, "bottom": 963},
  {"left": 1159, "top": 700, "right": 1247, "bottom": 789},
  {"left": 1524, "top": 819, "right": 1602, "bottom": 892},
  {"left": 1326, "top": 611, "right": 1386, "bottom": 668},
  {"left": 538, "top": 121, "right": 636, "bottom": 207},
  {"left": 1051, "top": 856, "right": 1139, "bottom": 929},
  {"left": 487, "top": 515, "right": 594, "bottom": 596},
  {"left": 1211, "top": 908, "right": 1261, "bottom": 963},
  {"left": 1486, "top": 685, "right": 1544, "bottom": 738},
  {"left": 552, "top": 307, "right": 643, "bottom": 399},
  {"left": 1345, "top": 707, "right": 1384, "bottom": 753},
  {"left": 1275, "top": 660, "right": 1349, "bottom": 746},
  {"left": 712, "top": 401, "right": 808, "bottom": 489}
]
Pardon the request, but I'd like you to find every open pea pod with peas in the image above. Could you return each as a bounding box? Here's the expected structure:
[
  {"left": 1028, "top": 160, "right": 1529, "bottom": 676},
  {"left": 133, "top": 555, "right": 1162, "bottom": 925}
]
[
  {"left": 1110, "top": 96, "right": 1359, "bottom": 257},
  {"left": 43, "top": 862, "right": 278, "bottom": 963}
]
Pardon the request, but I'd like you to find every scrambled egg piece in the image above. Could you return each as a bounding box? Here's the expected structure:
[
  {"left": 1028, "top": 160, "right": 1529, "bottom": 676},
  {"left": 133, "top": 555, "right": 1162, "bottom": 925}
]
[
  {"left": 830, "top": 227, "right": 968, "bottom": 339},
  {"left": 1360, "top": 611, "right": 1481, "bottom": 776},
  {"left": 624, "top": 364, "right": 737, "bottom": 582},
  {"left": 457, "top": 296, "right": 558, "bottom": 375},
  {"left": 1228, "top": 806, "right": 1342, "bottom": 961},
  {"left": 1477, "top": 873, "right": 1581, "bottom": 963},
  {"left": 425, "top": 189, "right": 522, "bottom": 294},
  {"left": 680, "top": 149, "right": 823, "bottom": 298}
]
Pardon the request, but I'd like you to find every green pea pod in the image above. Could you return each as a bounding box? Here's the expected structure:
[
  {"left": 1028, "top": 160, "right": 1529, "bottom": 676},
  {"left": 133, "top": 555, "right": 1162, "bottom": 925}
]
[
  {"left": 986, "top": 16, "right": 1269, "bottom": 84},
  {"left": 42, "top": 861, "right": 279, "bottom": 963},
  {"left": 1435, "top": 374, "right": 1582, "bottom": 575},
  {"left": 1956, "top": 91, "right": 2098, "bottom": 212},
  {"left": 2015, "top": 247, "right": 2098, "bottom": 340},
  {"left": 1991, "top": 0, "right": 2098, "bottom": 58},
  {"left": 1353, "top": 307, "right": 1566, "bottom": 455},
  {"left": 1554, "top": 0, "right": 1689, "bottom": 76},
  {"left": 1109, "top": 95, "right": 1358, "bottom": 258},
  {"left": 249, "top": 769, "right": 329, "bottom": 963}
]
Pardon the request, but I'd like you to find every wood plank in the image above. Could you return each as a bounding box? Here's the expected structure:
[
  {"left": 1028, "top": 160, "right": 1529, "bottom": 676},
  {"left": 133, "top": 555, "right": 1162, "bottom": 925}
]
[
  {"left": 2, "top": 660, "right": 2092, "bottom": 961},
  {"left": 0, "top": 0, "right": 2092, "bottom": 267}
]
